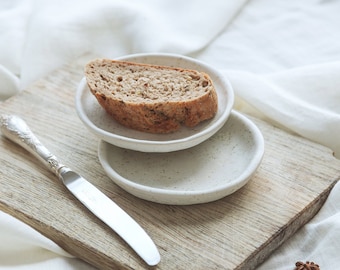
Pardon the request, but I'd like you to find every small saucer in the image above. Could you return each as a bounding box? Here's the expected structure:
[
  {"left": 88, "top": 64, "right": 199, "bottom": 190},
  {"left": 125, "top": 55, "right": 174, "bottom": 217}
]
[
  {"left": 75, "top": 53, "right": 234, "bottom": 152},
  {"left": 98, "top": 110, "right": 264, "bottom": 205}
]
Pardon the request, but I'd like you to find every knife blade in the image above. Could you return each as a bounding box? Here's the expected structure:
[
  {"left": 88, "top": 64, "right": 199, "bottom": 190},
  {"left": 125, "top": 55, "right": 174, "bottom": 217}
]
[{"left": 0, "top": 114, "right": 160, "bottom": 266}]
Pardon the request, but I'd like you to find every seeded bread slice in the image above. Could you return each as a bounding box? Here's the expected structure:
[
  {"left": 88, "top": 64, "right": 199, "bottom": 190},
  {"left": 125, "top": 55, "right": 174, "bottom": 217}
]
[{"left": 84, "top": 59, "right": 218, "bottom": 133}]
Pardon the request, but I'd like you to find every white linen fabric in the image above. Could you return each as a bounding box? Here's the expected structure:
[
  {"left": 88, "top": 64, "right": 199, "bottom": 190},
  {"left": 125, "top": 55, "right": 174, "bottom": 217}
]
[{"left": 0, "top": 0, "right": 339, "bottom": 269}]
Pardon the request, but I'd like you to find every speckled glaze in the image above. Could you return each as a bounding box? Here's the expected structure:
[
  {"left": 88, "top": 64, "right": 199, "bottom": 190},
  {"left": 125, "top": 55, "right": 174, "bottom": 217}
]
[
  {"left": 98, "top": 110, "right": 264, "bottom": 205},
  {"left": 75, "top": 53, "right": 234, "bottom": 152}
]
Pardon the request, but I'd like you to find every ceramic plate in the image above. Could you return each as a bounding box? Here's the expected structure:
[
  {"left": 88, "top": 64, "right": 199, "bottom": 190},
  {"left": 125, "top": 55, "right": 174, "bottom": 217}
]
[
  {"left": 75, "top": 53, "right": 234, "bottom": 152},
  {"left": 98, "top": 110, "right": 264, "bottom": 205}
]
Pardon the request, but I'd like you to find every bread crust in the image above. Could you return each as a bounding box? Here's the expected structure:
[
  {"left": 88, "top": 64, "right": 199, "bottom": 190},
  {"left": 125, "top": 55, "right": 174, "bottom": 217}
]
[{"left": 85, "top": 59, "right": 218, "bottom": 133}]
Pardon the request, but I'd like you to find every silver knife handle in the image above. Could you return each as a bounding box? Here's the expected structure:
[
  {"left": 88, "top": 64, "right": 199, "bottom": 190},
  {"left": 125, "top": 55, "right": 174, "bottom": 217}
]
[{"left": 0, "top": 114, "right": 65, "bottom": 177}]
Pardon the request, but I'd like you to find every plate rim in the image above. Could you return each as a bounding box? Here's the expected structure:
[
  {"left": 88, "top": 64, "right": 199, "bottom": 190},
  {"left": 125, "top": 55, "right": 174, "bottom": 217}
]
[
  {"left": 75, "top": 53, "right": 234, "bottom": 152},
  {"left": 98, "top": 110, "right": 265, "bottom": 205}
]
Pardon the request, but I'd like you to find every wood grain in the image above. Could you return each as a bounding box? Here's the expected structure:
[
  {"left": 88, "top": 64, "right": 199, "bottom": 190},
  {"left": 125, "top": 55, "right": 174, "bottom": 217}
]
[{"left": 0, "top": 55, "right": 339, "bottom": 269}]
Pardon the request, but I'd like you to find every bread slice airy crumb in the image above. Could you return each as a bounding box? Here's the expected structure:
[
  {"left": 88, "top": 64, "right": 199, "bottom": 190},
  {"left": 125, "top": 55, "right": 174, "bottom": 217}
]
[{"left": 85, "top": 59, "right": 218, "bottom": 133}]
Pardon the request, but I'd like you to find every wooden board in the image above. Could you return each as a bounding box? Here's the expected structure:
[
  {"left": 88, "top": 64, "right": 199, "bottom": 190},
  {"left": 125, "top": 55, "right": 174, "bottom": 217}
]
[{"left": 0, "top": 56, "right": 340, "bottom": 270}]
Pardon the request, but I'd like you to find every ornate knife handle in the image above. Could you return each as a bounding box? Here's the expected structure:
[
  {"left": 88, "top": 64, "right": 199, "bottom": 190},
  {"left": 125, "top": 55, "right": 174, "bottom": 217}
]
[{"left": 0, "top": 114, "right": 66, "bottom": 177}]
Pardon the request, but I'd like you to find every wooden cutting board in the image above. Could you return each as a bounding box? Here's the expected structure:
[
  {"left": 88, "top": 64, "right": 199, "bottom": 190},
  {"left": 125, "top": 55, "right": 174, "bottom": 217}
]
[{"left": 1, "top": 56, "right": 340, "bottom": 270}]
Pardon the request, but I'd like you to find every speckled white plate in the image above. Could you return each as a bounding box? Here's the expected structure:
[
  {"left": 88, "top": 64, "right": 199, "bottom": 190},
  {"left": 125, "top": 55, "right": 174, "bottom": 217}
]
[
  {"left": 98, "top": 110, "right": 264, "bottom": 205},
  {"left": 75, "top": 53, "right": 234, "bottom": 152}
]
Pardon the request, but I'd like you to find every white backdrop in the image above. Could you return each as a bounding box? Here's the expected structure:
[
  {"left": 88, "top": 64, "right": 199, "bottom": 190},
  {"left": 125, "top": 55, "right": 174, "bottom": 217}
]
[{"left": 1, "top": 0, "right": 340, "bottom": 269}]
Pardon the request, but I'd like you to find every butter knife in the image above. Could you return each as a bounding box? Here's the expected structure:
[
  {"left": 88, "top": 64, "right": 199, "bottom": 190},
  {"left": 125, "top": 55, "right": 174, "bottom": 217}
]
[{"left": 0, "top": 114, "right": 160, "bottom": 266}]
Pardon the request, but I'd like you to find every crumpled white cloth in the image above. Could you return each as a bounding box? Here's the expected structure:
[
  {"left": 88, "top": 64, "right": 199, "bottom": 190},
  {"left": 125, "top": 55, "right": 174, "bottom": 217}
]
[
  {"left": 0, "top": 0, "right": 340, "bottom": 269},
  {"left": 226, "top": 62, "right": 340, "bottom": 159}
]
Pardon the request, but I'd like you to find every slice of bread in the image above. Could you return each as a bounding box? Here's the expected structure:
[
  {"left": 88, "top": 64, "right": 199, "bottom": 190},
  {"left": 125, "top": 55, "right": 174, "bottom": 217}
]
[{"left": 84, "top": 59, "right": 218, "bottom": 133}]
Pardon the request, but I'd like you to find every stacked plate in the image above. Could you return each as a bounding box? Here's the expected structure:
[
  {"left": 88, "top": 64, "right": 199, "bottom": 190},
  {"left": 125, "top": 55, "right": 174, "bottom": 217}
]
[{"left": 76, "top": 53, "right": 264, "bottom": 205}]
